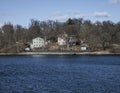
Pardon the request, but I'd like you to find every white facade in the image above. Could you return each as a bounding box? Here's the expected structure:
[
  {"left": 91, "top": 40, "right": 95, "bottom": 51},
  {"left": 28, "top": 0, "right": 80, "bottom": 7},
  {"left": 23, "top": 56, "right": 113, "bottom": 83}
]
[
  {"left": 30, "top": 37, "right": 45, "bottom": 49},
  {"left": 58, "top": 37, "right": 67, "bottom": 46},
  {"left": 81, "top": 46, "right": 87, "bottom": 51},
  {"left": 81, "top": 44, "right": 89, "bottom": 51}
]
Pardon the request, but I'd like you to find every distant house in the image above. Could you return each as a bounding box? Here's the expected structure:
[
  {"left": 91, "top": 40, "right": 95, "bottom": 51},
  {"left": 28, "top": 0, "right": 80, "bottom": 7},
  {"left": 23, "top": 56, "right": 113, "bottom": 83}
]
[
  {"left": 81, "top": 44, "right": 89, "bottom": 51},
  {"left": 58, "top": 37, "right": 67, "bottom": 46},
  {"left": 30, "top": 37, "right": 45, "bottom": 49},
  {"left": 58, "top": 34, "right": 68, "bottom": 46},
  {"left": 69, "top": 35, "right": 78, "bottom": 46},
  {"left": 25, "top": 47, "right": 30, "bottom": 51}
]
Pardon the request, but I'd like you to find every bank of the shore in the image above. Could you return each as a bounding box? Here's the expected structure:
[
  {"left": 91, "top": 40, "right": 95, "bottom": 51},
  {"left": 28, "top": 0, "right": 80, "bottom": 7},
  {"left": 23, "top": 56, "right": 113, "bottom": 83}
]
[{"left": 0, "top": 51, "right": 120, "bottom": 56}]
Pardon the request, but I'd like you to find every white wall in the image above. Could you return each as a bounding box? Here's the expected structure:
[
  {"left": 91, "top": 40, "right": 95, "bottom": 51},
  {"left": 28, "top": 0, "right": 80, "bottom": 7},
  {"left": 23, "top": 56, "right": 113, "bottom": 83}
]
[
  {"left": 81, "top": 46, "right": 87, "bottom": 51},
  {"left": 58, "top": 37, "right": 67, "bottom": 45},
  {"left": 30, "top": 37, "right": 45, "bottom": 49}
]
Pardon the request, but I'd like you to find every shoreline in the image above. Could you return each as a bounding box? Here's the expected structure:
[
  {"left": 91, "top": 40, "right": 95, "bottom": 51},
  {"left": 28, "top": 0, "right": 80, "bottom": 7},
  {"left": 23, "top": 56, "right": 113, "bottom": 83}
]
[{"left": 0, "top": 51, "right": 120, "bottom": 56}]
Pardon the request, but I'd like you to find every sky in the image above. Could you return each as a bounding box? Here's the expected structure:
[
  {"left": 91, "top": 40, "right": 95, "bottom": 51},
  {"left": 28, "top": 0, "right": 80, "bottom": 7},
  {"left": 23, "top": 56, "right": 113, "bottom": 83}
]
[{"left": 0, "top": 0, "right": 120, "bottom": 27}]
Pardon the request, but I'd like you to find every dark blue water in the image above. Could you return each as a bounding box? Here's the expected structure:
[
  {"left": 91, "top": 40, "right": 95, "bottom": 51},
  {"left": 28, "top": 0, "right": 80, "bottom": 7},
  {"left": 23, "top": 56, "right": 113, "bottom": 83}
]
[{"left": 0, "top": 55, "right": 120, "bottom": 93}]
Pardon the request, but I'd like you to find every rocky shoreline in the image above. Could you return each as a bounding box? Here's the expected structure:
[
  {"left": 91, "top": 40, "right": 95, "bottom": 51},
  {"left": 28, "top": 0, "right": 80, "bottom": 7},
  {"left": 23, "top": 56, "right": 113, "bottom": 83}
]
[{"left": 0, "top": 51, "right": 120, "bottom": 56}]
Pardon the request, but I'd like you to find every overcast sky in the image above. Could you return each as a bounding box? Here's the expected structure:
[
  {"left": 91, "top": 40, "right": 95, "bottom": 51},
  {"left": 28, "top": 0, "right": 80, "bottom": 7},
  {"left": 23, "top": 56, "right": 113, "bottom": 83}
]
[{"left": 0, "top": 0, "right": 120, "bottom": 27}]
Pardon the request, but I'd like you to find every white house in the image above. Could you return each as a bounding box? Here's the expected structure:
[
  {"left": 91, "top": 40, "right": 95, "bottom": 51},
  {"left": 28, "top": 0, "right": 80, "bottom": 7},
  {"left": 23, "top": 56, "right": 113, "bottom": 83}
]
[
  {"left": 81, "top": 44, "right": 89, "bottom": 51},
  {"left": 58, "top": 37, "right": 67, "bottom": 46},
  {"left": 58, "top": 33, "right": 68, "bottom": 46},
  {"left": 30, "top": 37, "right": 45, "bottom": 49}
]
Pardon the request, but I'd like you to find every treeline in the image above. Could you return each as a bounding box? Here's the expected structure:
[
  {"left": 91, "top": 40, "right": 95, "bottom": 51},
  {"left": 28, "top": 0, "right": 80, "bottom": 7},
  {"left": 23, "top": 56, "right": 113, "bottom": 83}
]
[{"left": 0, "top": 18, "right": 120, "bottom": 52}]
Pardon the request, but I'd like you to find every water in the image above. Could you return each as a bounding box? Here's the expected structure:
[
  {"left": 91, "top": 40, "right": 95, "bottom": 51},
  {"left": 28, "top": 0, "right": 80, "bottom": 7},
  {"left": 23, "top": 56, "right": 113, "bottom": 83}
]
[{"left": 0, "top": 55, "right": 120, "bottom": 93}]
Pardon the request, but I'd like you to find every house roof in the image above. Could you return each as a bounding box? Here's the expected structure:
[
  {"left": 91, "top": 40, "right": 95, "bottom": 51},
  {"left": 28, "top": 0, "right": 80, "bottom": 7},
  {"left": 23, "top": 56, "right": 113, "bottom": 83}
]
[
  {"left": 81, "top": 44, "right": 89, "bottom": 47},
  {"left": 33, "top": 37, "right": 44, "bottom": 40}
]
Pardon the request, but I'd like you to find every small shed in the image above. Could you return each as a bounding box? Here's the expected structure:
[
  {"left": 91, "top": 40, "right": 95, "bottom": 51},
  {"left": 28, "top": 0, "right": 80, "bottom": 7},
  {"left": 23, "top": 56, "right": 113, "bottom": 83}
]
[
  {"left": 25, "top": 47, "right": 30, "bottom": 52},
  {"left": 81, "top": 44, "right": 89, "bottom": 51}
]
